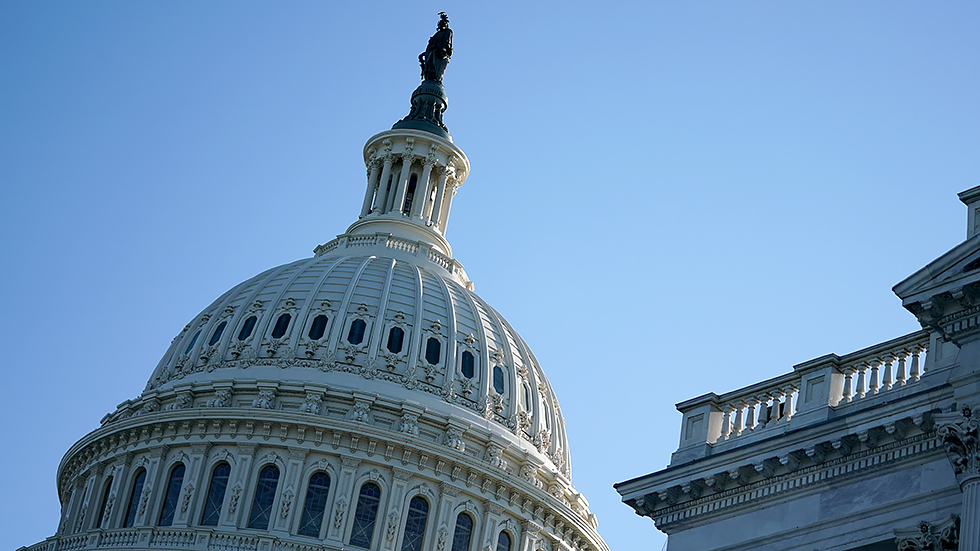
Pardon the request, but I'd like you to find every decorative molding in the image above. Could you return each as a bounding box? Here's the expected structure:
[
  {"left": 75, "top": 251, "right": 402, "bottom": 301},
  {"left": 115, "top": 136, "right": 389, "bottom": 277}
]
[{"left": 895, "top": 515, "right": 959, "bottom": 550}]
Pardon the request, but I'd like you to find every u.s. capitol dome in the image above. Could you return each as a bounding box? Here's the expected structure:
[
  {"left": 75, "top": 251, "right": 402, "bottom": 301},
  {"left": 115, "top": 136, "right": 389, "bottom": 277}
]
[{"left": 27, "top": 16, "right": 608, "bottom": 551}]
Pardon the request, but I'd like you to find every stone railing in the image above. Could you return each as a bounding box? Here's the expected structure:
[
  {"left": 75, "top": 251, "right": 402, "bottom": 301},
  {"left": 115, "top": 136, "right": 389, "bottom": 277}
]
[
  {"left": 672, "top": 330, "right": 930, "bottom": 458},
  {"left": 313, "top": 232, "right": 472, "bottom": 290}
]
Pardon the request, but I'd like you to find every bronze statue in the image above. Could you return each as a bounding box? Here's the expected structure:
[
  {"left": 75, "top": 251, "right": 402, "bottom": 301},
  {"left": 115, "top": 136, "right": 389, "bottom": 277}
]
[{"left": 419, "top": 13, "right": 452, "bottom": 83}]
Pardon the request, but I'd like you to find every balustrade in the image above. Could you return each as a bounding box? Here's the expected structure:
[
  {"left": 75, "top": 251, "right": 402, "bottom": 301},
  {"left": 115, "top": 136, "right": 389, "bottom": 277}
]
[{"left": 682, "top": 331, "right": 930, "bottom": 447}]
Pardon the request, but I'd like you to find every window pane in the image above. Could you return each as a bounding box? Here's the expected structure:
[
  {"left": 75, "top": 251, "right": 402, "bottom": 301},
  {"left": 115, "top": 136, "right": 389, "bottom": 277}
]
[
  {"left": 308, "top": 315, "right": 328, "bottom": 340},
  {"left": 157, "top": 464, "right": 185, "bottom": 526},
  {"left": 348, "top": 319, "right": 366, "bottom": 345},
  {"left": 208, "top": 322, "right": 227, "bottom": 346},
  {"left": 461, "top": 351, "right": 474, "bottom": 379},
  {"left": 450, "top": 513, "right": 473, "bottom": 551},
  {"left": 247, "top": 465, "right": 280, "bottom": 530},
  {"left": 200, "top": 463, "right": 230, "bottom": 526},
  {"left": 297, "top": 472, "right": 331, "bottom": 537},
  {"left": 184, "top": 331, "right": 201, "bottom": 355},
  {"left": 387, "top": 327, "right": 404, "bottom": 354},
  {"left": 271, "top": 313, "right": 291, "bottom": 339},
  {"left": 96, "top": 476, "right": 113, "bottom": 529},
  {"left": 496, "top": 532, "right": 511, "bottom": 551},
  {"left": 123, "top": 469, "right": 146, "bottom": 528},
  {"left": 400, "top": 496, "right": 429, "bottom": 551},
  {"left": 238, "top": 316, "right": 257, "bottom": 341},
  {"left": 348, "top": 482, "right": 381, "bottom": 548},
  {"left": 493, "top": 366, "right": 505, "bottom": 395},
  {"left": 425, "top": 338, "right": 441, "bottom": 365}
]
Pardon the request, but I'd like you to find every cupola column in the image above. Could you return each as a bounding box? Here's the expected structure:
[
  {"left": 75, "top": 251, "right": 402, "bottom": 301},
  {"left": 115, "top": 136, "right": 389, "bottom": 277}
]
[
  {"left": 438, "top": 179, "right": 458, "bottom": 234},
  {"left": 373, "top": 155, "right": 395, "bottom": 214},
  {"left": 411, "top": 158, "right": 436, "bottom": 219},
  {"left": 393, "top": 148, "right": 416, "bottom": 215},
  {"left": 429, "top": 166, "right": 449, "bottom": 228},
  {"left": 360, "top": 161, "right": 382, "bottom": 218}
]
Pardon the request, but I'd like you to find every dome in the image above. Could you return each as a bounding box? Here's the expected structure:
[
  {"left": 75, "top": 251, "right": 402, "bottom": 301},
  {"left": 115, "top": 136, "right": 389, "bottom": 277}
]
[
  {"left": 37, "top": 18, "right": 608, "bottom": 551},
  {"left": 137, "top": 238, "right": 572, "bottom": 478}
]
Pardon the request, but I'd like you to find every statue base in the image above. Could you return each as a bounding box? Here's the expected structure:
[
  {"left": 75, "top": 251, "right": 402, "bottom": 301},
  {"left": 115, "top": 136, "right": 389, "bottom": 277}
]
[{"left": 392, "top": 80, "right": 451, "bottom": 140}]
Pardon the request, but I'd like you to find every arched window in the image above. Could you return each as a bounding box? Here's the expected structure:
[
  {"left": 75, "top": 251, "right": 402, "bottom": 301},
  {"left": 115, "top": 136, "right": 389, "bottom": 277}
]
[
  {"left": 184, "top": 331, "right": 201, "bottom": 355},
  {"left": 450, "top": 512, "right": 473, "bottom": 551},
  {"left": 348, "top": 319, "right": 367, "bottom": 345},
  {"left": 387, "top": 327, "right": 404, "bottom": 354},
  {"left": 95, "top": 476, "right": 113, "bottom": 529},
  {"left": 271, "top": 313, "right": 291, "bottom": 339},
  {"left": 123, "top": 468, "right": 146, "bottom": 528},
  {"left": 297, "top": 472, "right": 331, "bottom": 537},
  {"left": 208, "top": 321, "right": 227, "bottom": 346},
  {"left": 493, "top": 365, "right": 505, "bottom": 395},
  {"left": 247, "top": 465, "right": 280, "bottom": 530},
  {"left": 425, "top": 337, "right": 441, "bottom": 365},
  {"left": 157, "top": 464, "right": 185, "bottom": 526},
  {"left": 400, "top": 496, "right": 429, "bottom": 551},
  {"left": 238, "top": 316, "right": 258, "bottom": 341},
  {"left": 496, "top": 531, "right": 512, "bottom": 551},
  {"left": 308, "top": 315, "right": 328, "bottom": 340},
  {"left": 200, "top": 463, "right": 230, "bottom": 526},
  {"left": 348, "top": 482, "right": 381, "bottom": 549},
  {"left": 461, "top": 351, "right": 474, "bottom": 379}
]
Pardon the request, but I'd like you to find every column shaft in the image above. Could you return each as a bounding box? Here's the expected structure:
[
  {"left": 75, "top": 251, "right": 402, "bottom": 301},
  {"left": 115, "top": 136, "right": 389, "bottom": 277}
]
[
  {"left": 360, "top": 163, "right": 381, "bottom": 217},
  {"left": 961, "top": 479, "right": 980, "bottom": 551},
  {"left": 430, "top": 169, "right": 449, "bottom": 228},
  {"left": 410, "top": 162, "right": 435, "bottom": 218},
  {"left": 373, "top": 159, "right": 394, "bottom": 214}
]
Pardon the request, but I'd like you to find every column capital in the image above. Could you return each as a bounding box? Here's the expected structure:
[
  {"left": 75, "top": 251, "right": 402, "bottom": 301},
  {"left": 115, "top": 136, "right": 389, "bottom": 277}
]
[{"left": 937, "top": 406, "right": 980, "bottom": 486}]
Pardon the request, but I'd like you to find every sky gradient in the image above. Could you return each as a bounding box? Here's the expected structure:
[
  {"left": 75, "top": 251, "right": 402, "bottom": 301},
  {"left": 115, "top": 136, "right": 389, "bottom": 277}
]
[{"left": 2, "top": 3, "right": 979, "bottom": 550}]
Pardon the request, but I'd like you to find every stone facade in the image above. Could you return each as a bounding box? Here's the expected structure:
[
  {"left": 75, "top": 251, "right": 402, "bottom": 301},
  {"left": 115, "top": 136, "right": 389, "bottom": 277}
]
[{"left": 616, "top": 186, "right": 980, "bottom": 551}]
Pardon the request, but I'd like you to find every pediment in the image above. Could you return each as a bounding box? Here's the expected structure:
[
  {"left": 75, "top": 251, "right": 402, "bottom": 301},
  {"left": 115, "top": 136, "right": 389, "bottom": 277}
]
[{"left": 893, "top": 233, "right": 980, "bottom": 305}]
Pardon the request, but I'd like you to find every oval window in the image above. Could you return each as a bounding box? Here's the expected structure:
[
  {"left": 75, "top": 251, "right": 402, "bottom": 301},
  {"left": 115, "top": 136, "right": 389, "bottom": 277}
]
[
  {"left": 238, "top": 316, "right": 258, "bottom": 341},
  {"left": 208, "top": 321, "right": 227, "bottom": 346},
  {"left": 308, "top": 315, "right": 328, "bottom": 340},
  {"left": 493, "top": 365, "right": 505, "bottom": 395},
  {"left": 348, "top": 319, "right": 367, "bottom": 345},
  {"left": 271, "top": 313, "right": 291, "bottom": 339},
  {"left": 387, "top": 327, "right": 404, "bottom": 354},
  {"left": 461, "top": 351, "right": 474, "bottom": 379},
  {"left": 425, "top": 337, "right": 441, "bottom": 365}
]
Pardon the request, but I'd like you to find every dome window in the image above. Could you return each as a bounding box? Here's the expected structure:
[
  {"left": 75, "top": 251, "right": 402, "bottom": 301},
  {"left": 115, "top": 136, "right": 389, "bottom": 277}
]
[
  {"left": 348, "top": 319, "right": 367, "bottom": 345},
  {"left": 496, "top": 531, "right": 512, "bottom": 551},
  {"left": 521, "top": 383, "right": 532, "bottom": 412},
  {"left": 157, "top": 463, "right": 185, "bottom": 527},
  {"left": 400, "top": 496, "right": 429, "bottom": 551},
  {"left": 387, "top": 327, "right": 405, "bottom": 354},
  {"left": 184, "top": 330, "right": 201, "bottom": 355},
  {"left": 271, "top": 313, "right": 291, "bottom": 339},
  {"left": 308, "top": 315, "right": 328, "bottom": 340},
  {"left": 123, "top": 468, "right": 147, "bottom": 528},
  {"left": 349, "top": 482, "right": 381, "bottom": 548},
  {"left": 451, "top": 512, "right": 473, "bottom": 551},
  {"left": 297, "top": 472, "right": 331, "bottom": 537},
  {"left": 425, "top": 337, "right": 441, "bottom": 365},
  {"left": 493, "top": 366, "right": 505, "bottom": 395},
  {"left": 208, "top": 322, "right": 227, "bottom": 347},
  {"left": 95, "top": 476, "right": 113, "bottom": 529},
  {"left": 200, "top": 463, "right": 230, "bottom": 527},
  {"left": 247, "top": 465, "right": 280, "bottom": 530},
  {"left": 461, "top": 351, "right": 475, "bottom": 379},
  {"left": 238, "top": 316, "right": 258, "bottom": 341}
]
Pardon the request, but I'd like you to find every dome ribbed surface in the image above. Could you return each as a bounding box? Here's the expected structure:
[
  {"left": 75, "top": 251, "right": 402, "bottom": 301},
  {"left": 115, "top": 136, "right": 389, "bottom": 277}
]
[{"left": 142, "top": 248, "right": 571, "bottom": 476}]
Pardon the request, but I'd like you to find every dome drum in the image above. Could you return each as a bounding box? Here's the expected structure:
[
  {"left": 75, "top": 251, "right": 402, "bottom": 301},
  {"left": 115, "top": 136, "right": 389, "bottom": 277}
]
[{"left": 54, "top": 387, "right": 603, "bottom": 551}]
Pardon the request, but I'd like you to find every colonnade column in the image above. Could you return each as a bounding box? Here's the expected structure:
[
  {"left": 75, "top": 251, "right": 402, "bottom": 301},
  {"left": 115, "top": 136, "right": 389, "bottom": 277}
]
[
  {"left": 429, "top": 167, "right": 450, "bottom": 229},
  {"left": 393, "top": 152, "right": 415, "bottom": 216},
  {"left": 411, "top": 158, "right": 436, "bottom": 219},
  {"left": 373, "top": 155, "right": 395, "bottom": 214},
  {"left": 936, "top": 406, "right": 980, "bottom": 550},
  {"left": 360, "top": 160, "right": 382, "bottom": 217}
]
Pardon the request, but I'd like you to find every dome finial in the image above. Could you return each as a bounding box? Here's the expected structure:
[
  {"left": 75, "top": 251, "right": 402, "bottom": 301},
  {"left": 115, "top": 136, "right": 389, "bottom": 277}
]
[{"left": 393, "top": 14, "right": 454, "bottom": 139}]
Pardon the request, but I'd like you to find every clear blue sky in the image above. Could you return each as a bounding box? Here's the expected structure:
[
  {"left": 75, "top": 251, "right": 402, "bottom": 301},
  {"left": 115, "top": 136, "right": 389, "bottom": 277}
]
[{"left": 2, "top": 3, "right": 978, "bottom": 550}]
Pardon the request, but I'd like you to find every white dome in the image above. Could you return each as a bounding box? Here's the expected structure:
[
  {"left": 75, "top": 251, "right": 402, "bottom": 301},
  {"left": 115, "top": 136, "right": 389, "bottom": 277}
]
[{"left": 138, "top": 237, "right": 571, "bottom": 477}]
